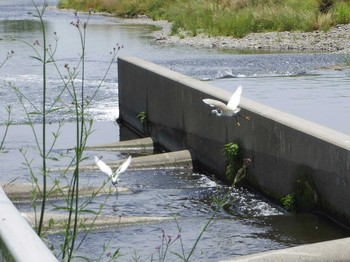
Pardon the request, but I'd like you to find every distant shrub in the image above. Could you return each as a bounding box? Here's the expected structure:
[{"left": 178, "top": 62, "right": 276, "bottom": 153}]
[
  {"left": 58, "top": 0, "right": 350, "bottom": 37},
  {"left": 316, "top": 13, "right": 334, "bottom": 31},
  {"left": 332, "top": 1, "right": 350, "bottom": 24}
]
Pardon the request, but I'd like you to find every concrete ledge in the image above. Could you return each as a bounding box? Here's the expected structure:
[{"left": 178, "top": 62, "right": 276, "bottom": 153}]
[
  {"left": 79, "top": 149, "right": 193, "bottom": 171},
  {"left": 0, "top": 187, "right": 58, "bottom": 261},
  {"left": 5, "top": 149, "right": 192, "bottom": 201},
  {"left": 219, "top": 237, "right": 350, "bottom": 262},
  {"left": 21, "top": 212, "right": 172, "bottom": 233},
  {"left": 85, "top": 137, "right": 154, "bottom": 154},
  {"left": 2, "top": 183, "right": 127, "bottom": 202},
  {"left": 115, "top": 149, "right": 192, "bottom": 170}
]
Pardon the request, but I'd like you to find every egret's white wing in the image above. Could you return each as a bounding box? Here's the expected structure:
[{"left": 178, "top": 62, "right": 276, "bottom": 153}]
[
  {"left": 116, "top": 155, "right": 132, "bottom": 175},
  {"left": 202, "top": 98, "right": 227, "bottom": 109},
  {"left": 227, "top": 86, "right": 242, "bottom": 110},
  {"left": 233, "top": 107, "right": 241, "bottom": 114},
  {"left": 94, "top": 156, "right": 113, "bottom": 178}
]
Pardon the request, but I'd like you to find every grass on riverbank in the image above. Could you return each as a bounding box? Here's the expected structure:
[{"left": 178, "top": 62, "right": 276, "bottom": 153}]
[{"left": 58, "top": 0, "right": 350, "bottom": 37}]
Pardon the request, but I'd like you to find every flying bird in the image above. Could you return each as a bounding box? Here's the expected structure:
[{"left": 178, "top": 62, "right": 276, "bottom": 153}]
[
  {"left": 202, "top": 85, "right": 250, "bottom": 126},
  {"left": 94, "top": 155, "right": 132, "bottom": 186}
]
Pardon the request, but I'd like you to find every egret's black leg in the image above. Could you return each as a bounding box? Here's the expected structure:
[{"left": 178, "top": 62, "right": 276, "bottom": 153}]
[
  {"left": 235, "top": 115, "right": 241, "bottom": 126},
  {"left": 112, "top": 181, "right": 119, "bottom": 200},
  {"left": 237, "top": 113, "right": 251, "bottom": 122},
  {"left": 115, "top": 186, "right": 119, "bottom": 200}
]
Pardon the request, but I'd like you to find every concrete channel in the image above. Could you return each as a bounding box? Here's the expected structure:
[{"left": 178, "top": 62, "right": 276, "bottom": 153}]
[
  {"left": 0, "top": 138, "right": 192, "bottom": 261},
  {"left": 2, "top": 55, "right": 350, "bottom": 260},
  {"left": 118, "top": 56, "right": 350, "bottom": 261}
]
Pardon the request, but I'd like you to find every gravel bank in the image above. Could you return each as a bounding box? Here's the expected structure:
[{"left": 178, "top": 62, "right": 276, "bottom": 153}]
[{"left": 119, "top": 16, "right": 350, "bottom": 54}]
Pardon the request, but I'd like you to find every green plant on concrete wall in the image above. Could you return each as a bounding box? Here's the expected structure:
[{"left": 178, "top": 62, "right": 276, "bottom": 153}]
[
  {"left": 137, "top": 111, "right": 147, "bottom": 125},
  {"left": 223, "top": 142, "right": 242, "bottom": 183},
  {"left": 282, "top": 167, "right": 318, "bottom": 213},
  {"left": 137, "top": 111, "right": 149, "bottom": 135},
  {"left": 281, "top": 193, "right": 296, "bottom": 212},
  {"left": 294, "top": 174, "right": 318, "bottom": 212}
]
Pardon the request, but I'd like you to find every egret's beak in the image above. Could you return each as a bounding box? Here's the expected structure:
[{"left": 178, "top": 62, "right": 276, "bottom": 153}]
[{"left": 244, "top": 115, "right": 251, "bottom": 121}]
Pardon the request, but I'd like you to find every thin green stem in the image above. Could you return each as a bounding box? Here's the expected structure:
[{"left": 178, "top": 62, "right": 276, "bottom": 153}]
[
  {"left": 185, "top": 186, "right": 233, "bottom": 261},
  {"left": 30, "top": 0, "right": 48, "bottom": 237},
  {"left": 68, "top": 20, "right": 87, "bottom": 260},
  {"left": 0, "top": 105, "right": 12, "bottom": 151}
]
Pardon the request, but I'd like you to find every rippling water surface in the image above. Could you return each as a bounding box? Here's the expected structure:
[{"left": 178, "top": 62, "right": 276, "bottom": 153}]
[{"left": 1, "top": 1, "right": 349, "bottom": 261}]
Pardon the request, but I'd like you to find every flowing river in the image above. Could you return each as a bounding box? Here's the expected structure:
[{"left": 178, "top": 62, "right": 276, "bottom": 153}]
[{"left": 0, "top": 1, "right": 349, "bottom": 261}]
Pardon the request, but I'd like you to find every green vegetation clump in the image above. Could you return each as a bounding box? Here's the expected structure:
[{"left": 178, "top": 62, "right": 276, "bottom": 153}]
[
  {"left": 294, "top": 174, "right": 318, "bottom": 212},
  {"left": 59, "top": 0, "right": 350, "bottom": 38},
  {"left": 223, "top": 142, "right": 241, "bottom": 183},
  {"left": 137, "top": 111, "right": 149, "bottom": 135},
  {"left": 282, "top": 167, "right": 319, "bottom": 213},
  {"left": 281, "top": 193, "right": 296, "bottom": 212}
]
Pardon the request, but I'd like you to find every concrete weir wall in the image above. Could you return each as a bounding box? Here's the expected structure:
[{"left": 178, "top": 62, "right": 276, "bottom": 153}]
[{"left": 118, "top": 56, "right": 350, "bottom": 226}]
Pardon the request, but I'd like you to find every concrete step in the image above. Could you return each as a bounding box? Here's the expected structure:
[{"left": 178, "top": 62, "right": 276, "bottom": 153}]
[
  {"left": 219, "top": 236, "right": 350, "bottom": 262},
  {"left": 85, "top": 137, "right": 154, "bottom": 154},
  {"left": 2, "top": 183, "right": 126, "bottom": 202},
  {"left": 79, "top": 149, "right": 193, "bottom": 172},
  {"left": 21, "top": 212, "right": 172, "bottom": 233},
  {"left": 2, "top": 150, "right": 192, "bottom": 202}
]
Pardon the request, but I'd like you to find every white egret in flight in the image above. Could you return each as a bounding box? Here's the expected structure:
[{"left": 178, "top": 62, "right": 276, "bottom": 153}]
[
  {"left": 202, "top": 85, "right": 250, "bottom": 126},
  {"left": 94, "top": 155, "right": 132, "bottom": 186}
]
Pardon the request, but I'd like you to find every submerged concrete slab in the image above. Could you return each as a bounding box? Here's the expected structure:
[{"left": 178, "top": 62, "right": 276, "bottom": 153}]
[
  {"left": 21, "top": 212, "right": 172, "bottom": 233},
  {"left": 85, "top": 137, "right": 154, "bottom": 154},
  {"left": 2, "top": 183, "right": 127, "bottom": 202},
  {"left": 80, "top": 149, "right": 193, "bottom": 171},
  {"left": 5, "top": 150, "right": 192, "bottom": 201},
  {"left": 219, "top": 237, "right": 350, "bottom": 262}
]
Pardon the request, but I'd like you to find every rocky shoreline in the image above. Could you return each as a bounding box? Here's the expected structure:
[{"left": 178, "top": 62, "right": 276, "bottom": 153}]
[{"left": 118, "top": 16, "right": 350, "bottom": 54}]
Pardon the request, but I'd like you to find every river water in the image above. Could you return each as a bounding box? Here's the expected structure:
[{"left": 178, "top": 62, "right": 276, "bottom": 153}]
[{"left": 1, "top": 1, "right": 349, "bottom": 261}]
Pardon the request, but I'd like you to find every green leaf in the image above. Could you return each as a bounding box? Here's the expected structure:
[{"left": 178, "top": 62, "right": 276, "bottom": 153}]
[
  {"left": 28, "top": 111, "right": 42, "bottom": 115},
  {"left": 113, "top": 248, "right": 120, "bottom": 258},
  {"left": 29, "top": 55, "right": 43, "bottom": 62},
  {"left": 47, "top": 107, "right": 63, "bottom": 114}
]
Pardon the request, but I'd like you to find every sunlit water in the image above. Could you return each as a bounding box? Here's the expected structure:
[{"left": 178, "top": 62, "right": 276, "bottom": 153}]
[{"left": 0, "top": 1, "right": 349, "bottom": 261}]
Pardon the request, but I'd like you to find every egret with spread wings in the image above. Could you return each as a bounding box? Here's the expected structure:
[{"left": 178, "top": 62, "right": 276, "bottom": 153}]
[
  {"left": 94, "top": 155, "right": 132, "bottom": 186},
  {"left": 202, "top": 85, "right": 250, "bottom": 126}
]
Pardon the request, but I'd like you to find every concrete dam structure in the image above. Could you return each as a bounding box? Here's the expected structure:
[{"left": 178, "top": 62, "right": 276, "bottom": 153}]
[{"left": 118, "top": 56, "right": 350, "bottom": 228}]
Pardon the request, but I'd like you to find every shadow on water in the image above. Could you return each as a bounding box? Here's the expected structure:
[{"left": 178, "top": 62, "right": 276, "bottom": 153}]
[{"left": 0, "top": 19, "right": 47, "bottom": 34}]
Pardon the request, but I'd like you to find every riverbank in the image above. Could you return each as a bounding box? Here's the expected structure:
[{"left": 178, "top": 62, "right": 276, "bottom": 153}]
[{"left": 118, "top": 15, "right": 350, "bottom": 54}]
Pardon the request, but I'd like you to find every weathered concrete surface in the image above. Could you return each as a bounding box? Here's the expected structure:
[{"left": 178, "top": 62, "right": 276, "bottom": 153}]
[
  {"left": 21, "top": 212, "right": 172, "bottom": 233},
  {"left": 85, "top": 137, "right": 154, "bottom": 154},
  {"left": 12, "top": 149, "right": 192, "bottom": 202},
  {"left": 219, "top": 237, "right": 350, "bottom": 262},
  {"left": 118, "top": 56, "right": 350, "bottom": 227},
  {"left": 0, "top": 187, "right": 58, "bottom": 261},
  {"left": 2, "top": 183, "right": 127, "bottom": 202},
  {"left": 79, "top": 149, "right": 192, "bottom": 171}
]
